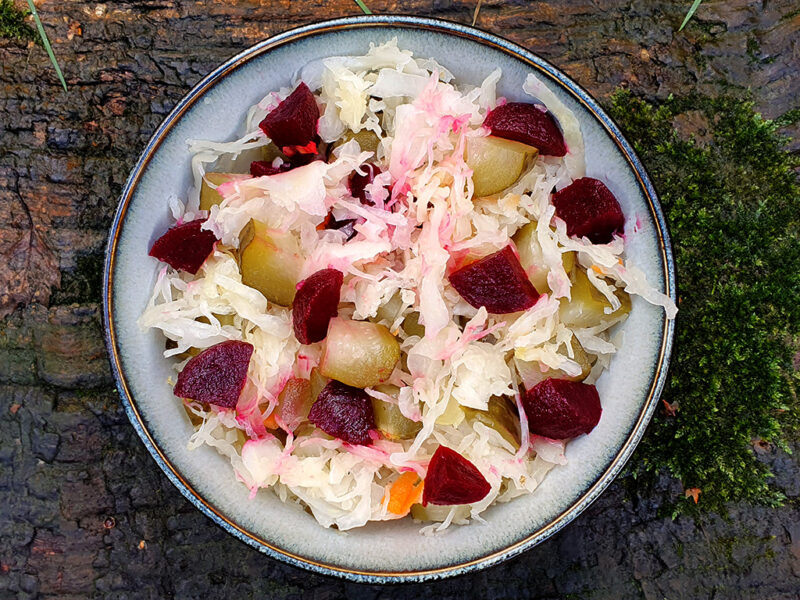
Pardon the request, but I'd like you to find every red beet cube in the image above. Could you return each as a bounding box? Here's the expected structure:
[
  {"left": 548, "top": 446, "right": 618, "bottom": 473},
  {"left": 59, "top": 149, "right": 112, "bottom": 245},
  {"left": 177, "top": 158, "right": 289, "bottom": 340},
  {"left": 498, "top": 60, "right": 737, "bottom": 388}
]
[
  {"left": 484, "top": 102, "right": 567, "bottom": 156},
  {"left": 173, "top": 340, "right": 254, "bottom": 409},
  {"left": 422, "top": 446, "right": 491, "bottom": 506},
  {"left": 149, "top": 219, "right": 218, "bottom": 275},
  {"left": 348, "top": 164, "right": 389, "bottom": 206},
  {"left": 292, "top": 268, "right": 344, "bottom": 344},
  {"left": 552, "top": 177, "right": 625, "bottom": 244},
  {"left": 286, "top": 148, "right": 327, "bottom": 167},
  {"left": 308, "top": 380, "right": 375, "bottom": 445},
  {"left": 250, "top": 160, "right": 293, "bottom": 177},
  {"left": 258, "top": 82, "right": 319, "bottom": 153},
  {"left": 448, "top": 246, "right": 540, "bottom": 314},
  {"left": 522, "top": 378, "right": 602, "bottom": 439}
]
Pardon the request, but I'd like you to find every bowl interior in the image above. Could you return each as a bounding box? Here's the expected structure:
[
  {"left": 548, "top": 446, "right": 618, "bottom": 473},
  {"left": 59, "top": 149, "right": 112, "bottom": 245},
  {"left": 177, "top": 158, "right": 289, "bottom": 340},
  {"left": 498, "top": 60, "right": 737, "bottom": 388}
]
[{"left": 106, "top": 17, "right": 673, "bottom": 582}]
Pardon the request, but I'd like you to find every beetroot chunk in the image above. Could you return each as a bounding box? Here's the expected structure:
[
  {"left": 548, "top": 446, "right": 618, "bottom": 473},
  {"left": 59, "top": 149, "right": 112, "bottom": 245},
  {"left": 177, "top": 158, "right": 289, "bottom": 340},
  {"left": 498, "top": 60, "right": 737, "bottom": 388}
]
[
  {"left": 258, "top": 82, "right": 319, "bottom": 154},
  {"left": 552, "top": 178, "right": 625, "bottom": 244},
  {"left": 292, "top": 268, "right": 344, "bottom": 344},
  {"left": 250, "top": 160, "right": 293, "bottom": 177},
  {"left": 484, "top": 102, "right": 567, "bottom": 156},
  {"left": 348, "top": 164, "right": 389, "bottom": 206},
  {"left": 308, "top": 380, "right": 375, "bottom": 445},
  {"left": 522, "top": 378, "right": 602, "bottom": 439},
  {"left": 173, "top": 340, "right": 253, "bottom": 409},
  {"left": 423, "top": 446, "right": 491, "bottom": 506},
  {"left": 448, "top": 246, "right": 540, "bottom": 314},
  {"left": 149, "top": 219, "right": 217, "bottom": 274}
]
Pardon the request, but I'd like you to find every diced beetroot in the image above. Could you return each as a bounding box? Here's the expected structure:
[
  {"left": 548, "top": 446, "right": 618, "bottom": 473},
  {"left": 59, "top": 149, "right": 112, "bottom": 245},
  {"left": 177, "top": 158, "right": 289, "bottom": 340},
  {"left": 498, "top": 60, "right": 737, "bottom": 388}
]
[
  {"left": 422, "top": 446, "right": 491, "bottom": 506},
  {"left": 250, "top": 160, "right": 293, "bottom": 177},
  {"left": 484, "top": 102, "right": 567, "bottom": 156},
  {"left": 551, "top": 177, "right": 625, "bottom": 244},
  {"left": 448, "top": 246, "right": 540, "bottom": 314},
  {"left": 308, "top": 380, "right": 375, "bottom": 445},
  {"left": 258, "top": 82, "right": 320, "bottom": 154},
  {"left": 348, "top": 164, "right": 390, "bottom": 206},
  {"left": 284, "top": 146, "right": 327, "bottom": 165},
  {"left": 173, "top": 340, "right": 253, "bottom": 409},
  {"left": 521, "top": 378, "right": 602, "bottom": 439},
  {"left": 149, "top": 219, "right": 217, "bottom": 275},
  {"left": 292, "top": 268, "right": 344, "bottom": 344}
]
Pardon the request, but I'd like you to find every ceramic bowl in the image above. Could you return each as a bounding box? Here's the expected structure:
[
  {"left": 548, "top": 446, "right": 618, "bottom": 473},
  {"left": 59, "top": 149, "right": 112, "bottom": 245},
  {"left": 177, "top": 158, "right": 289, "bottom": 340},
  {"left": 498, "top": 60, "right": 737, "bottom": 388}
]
[{"left": 103, "top": 15, "right": 676, "bottom": 582}]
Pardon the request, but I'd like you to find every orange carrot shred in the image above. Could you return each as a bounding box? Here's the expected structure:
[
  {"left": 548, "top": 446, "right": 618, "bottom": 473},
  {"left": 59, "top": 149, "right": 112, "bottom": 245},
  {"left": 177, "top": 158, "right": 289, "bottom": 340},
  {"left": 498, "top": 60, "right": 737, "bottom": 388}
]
[
  {"left": 386, "top": 472, "right": 424, "bottom": 516},
  {"left": 263, "top": 411, "right": 279, "bottom": 430}
]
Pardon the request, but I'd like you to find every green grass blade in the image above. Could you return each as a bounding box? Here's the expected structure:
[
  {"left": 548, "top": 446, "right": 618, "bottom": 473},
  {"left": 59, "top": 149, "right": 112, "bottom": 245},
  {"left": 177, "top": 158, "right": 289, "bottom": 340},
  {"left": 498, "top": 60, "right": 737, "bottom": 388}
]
[
  {"left": 679, "top": 0, "right": 704, "bottom": 31},
  {"left": 353, "top": 0, "right": 372, "bottom": 15},
  {"left": 25, "top": 0, "right": 67, "bottom": 91}
]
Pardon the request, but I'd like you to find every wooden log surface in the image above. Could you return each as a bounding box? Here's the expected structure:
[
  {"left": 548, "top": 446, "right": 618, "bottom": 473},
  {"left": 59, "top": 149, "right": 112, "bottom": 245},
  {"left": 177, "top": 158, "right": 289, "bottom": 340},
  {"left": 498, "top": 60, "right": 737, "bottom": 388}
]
[{"left": 1, "top": 1, "right": 799, "bottom": 598}]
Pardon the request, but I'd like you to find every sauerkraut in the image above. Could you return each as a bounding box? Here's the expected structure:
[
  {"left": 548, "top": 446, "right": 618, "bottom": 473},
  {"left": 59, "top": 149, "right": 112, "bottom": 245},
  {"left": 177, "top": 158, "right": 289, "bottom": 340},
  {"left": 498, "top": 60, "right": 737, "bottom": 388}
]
[{"left": 139, "top": 39, "right": 676, "bottom": 532}]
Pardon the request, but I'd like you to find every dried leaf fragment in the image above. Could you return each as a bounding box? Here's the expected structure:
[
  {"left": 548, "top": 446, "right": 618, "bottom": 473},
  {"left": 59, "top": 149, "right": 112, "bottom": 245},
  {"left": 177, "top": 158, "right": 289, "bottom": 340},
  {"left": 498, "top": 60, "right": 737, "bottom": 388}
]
[
  {"left": 0, "top": 226, "right": 61, "bottom": 319},
  {"left": 684, "top": 488, "right": 701, "bottom": 504},
  {"left": 662, "top": 398, "right": 679, "bottom": 416}
]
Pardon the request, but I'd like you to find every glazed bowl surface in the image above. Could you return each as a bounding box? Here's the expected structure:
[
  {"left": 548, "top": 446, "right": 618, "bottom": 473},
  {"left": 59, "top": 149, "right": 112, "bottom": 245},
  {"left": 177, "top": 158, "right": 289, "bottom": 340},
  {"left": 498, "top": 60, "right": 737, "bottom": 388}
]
[{"left": 103, "top": 15, "right": 676, "bottom": 583}]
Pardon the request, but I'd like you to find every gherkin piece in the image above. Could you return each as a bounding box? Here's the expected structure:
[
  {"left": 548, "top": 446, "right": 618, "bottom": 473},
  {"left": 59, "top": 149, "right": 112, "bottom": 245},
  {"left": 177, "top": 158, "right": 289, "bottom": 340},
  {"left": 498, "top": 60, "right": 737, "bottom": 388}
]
[
  {"left": 320, "top": 318, "right": 400, "bottom": 388},
  {"left": 370, "top": 384, "right": 422, "bottom": 440},
  {"left": 200, "top": 173, "right": 238, "bottom": 211},
  {"left": 465, "top": 136, "right": 538, "bottom": 198},
  {"left": 512, "top": 221, "right": 576, "bottom": 294},
  {"left": 373, "top": 293, "right": 404, "bottom": 326},
  {"left": 410, "top": 502, "right": 471, "bottom": 522},
  {"left": 515, "top": 337, "right": 596, "bottom": 389},
  {"left": 260, "top": 142, "right": 284, "bottom": 164},
  {"left": 435, "top": 395, "right": 464, "bottom": 427},
  {"left": 237, "top": 219, "right": 303, "bottom": 307},
  {"left": 332, "top": 129, "right": 381, "bottom": 154},
  {"left": 308, "top": 368, "right": 329, "bottom": 402},
  {"left": 402, "top": 311, "right": 425, "bottom": 338},
  {"left": 559, "top": 267, "right": 631, "bottom": 328},
  {"left": 464, "top": 396, "right": 520, "bottom": 449},
  {"left": 197, "top": 313, "right": 236, "bottom": 328}
]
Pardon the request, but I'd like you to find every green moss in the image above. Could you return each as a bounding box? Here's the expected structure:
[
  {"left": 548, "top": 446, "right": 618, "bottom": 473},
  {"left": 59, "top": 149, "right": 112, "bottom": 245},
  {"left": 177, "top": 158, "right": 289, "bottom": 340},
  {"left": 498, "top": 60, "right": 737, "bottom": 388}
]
[
  {"left": 0, "top": 0, "right": 38, "bottom": 45},
  {"left": 607, "top": 91, "right": 800, "bottom": 515}
]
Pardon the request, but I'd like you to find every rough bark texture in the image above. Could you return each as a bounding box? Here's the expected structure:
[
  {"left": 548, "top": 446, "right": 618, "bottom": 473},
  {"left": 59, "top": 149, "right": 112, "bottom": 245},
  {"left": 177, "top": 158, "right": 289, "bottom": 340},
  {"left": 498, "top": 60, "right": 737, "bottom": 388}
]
[{"left": 1, "top": 1, "right": 799, "bottom": 598}]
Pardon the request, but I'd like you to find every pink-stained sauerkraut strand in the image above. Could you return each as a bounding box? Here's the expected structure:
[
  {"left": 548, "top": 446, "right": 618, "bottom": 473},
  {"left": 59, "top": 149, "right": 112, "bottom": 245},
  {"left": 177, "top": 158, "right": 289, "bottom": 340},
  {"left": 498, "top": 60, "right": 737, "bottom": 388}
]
[{"left": 140, "top": 39, "right": 677, "bottom": 532}]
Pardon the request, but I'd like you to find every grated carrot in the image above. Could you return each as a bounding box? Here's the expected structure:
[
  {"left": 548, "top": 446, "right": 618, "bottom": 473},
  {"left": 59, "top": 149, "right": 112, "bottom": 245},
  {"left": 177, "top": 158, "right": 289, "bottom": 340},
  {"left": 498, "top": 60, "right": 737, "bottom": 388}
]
[
  {"left": 385, "top": 471, "right": 424, "bottom": 516},
  {"left": 263, "top": 411, "right": 279, "bottom": 429}
]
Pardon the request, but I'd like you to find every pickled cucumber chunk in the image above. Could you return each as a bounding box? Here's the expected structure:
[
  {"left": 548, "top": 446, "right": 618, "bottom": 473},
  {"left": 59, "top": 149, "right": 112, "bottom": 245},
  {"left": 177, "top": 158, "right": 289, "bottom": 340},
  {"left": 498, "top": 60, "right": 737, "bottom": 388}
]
[
  {"left": 320, "top": 317, "right": 400, "bottom": 388},
  {"left": 200, "top": 173, "right": 239, "bottom": 211},
  {"left": 559, "top": 267, "right": 631, "bottom": 328},
  {"left": 370, "top": 384, "right": 422, "bottom": 440},
  {"left": 465, "top": 136, "right": 538, "bottom": 198},
  {"left": 402, "top": 311, "right": 425, "bottom": 338},
  {"left": 237, "top": 219, "right": 303, "bottom": 306},
  {"left": 332, "top": 129, "right": 381, "bottom": 154},
  {"left": 515, "top": 337, "right": 595, "bottom": 389},
  {"left": 512, "top": 221, "right": 575, "bottom": 294},
  {"left": 464, "top": 396, "right": 520, "bottom": 449}
]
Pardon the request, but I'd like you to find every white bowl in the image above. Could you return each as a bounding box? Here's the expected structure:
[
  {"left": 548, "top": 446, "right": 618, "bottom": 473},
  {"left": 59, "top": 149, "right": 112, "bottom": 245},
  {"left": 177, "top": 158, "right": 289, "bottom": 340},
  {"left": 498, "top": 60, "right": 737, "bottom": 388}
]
[{"left": 103, "top": 15, "right": 676, "bottom": 583}]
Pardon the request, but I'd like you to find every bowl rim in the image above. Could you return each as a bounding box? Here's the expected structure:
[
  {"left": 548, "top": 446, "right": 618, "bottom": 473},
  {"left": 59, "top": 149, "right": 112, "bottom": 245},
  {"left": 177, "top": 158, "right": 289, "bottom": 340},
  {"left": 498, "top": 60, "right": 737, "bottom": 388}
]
[{"left": 102, "top": 14, "right": 676, "bottom": 583}]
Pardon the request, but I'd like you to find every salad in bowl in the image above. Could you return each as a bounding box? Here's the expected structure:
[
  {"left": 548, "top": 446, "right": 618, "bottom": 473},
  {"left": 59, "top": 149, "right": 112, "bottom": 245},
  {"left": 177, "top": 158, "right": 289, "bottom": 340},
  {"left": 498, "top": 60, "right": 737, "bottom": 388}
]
[{"left": 138, "top": 39, "right": 676, "bottom": 533}]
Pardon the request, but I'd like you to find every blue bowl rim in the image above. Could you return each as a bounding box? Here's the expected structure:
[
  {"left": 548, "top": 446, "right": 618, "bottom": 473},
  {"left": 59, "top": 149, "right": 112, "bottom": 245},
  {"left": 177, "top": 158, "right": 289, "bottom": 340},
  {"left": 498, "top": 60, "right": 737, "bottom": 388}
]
[{"left": 102, "top": 14, "right": 677, "bottom": 584}]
